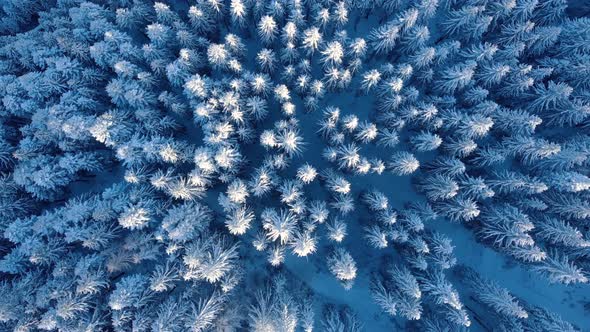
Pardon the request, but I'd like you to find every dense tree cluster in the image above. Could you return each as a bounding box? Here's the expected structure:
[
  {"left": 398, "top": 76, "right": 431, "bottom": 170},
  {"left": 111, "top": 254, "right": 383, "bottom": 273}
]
[{"left": 0, "top": 0, "right": 588, "bottom": 330}]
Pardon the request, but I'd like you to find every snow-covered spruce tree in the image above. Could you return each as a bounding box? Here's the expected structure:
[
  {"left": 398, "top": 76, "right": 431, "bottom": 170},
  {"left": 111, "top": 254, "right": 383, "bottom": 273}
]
[
  {"left": 533, "top": 251, "right": 588, "bottom": 285},
  {"left": 389, "top": 265, "right": 422, "bottom": 299},
  {"left": 247, "top": 274, "right": 314, "bottom": 331},
  {"left": 369, "top": 21, "right": 401, "bottom": 55},
  {"left": 477, "top": 204, "right": 536, "bottom": 251},
  {"left": 183, "top": 234, "right": 240, "bottom": 284},
  {"left": 327, "top": 247, "right": 357, "bottom": 289},
  {"left": 417, "top": 174, "right": 460, "bottom": 201},
  {"left": 261, "top": 208, "right": 299, "bottom": 245},
  {"left": 321, "top": 306, "right": 363, "bottom": 332},
  {"left": 459, "top": 267, "right": 528, "bottom": 319},
  {"left": 388, "top": 151, "right": 420, "bottom": 176},
  {"left": 419, "top": 270, "right": 471, "bottom": 327},
  {"left": 435, "top": 195, "right": 480, "bottom": 222},
  {"left": 535, "top": 216, "right": 590, "bottom": 248},
  {"left": 370, "top": 277, "right": 423, "bottom": 321}
]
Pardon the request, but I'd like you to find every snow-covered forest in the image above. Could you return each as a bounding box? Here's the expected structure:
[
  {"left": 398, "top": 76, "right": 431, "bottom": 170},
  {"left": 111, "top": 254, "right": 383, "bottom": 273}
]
[{"left": 0, "top": 0, "right": 589, "bottom": 330}]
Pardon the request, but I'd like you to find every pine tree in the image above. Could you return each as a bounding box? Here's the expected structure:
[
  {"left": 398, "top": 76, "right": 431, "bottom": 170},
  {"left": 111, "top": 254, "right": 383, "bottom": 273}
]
[
  {"left": 434, "top": 61, "right": 477, "bottom": 94},
  {"left": 419, "top": 270, "right": 470, "bottom": 326},
  {"left": 535, "top": 217, "right": 590, "bottom": 248},
  {"left": 389, "top": 151, "right": 420, "bottom": 175},
  {"left": 492, "top": 108, "right": 542, "bottom": 135},
  {"left": 321, "top": 307, "right": 363, "bottom": 332},
  {"left": 108, "top": 274, "right": 148, "bottom": 311},
  {"left": 478, "top": 204, "right": 535, "bottom": 249},
  {"left": 488, "top": 170, "right": 548, "bottom": 195},
  {"left": 183, "top": 235, "right": 239, "bottom": 283},
  {"left": 369, "top": 22, "right": 401, "bottom": 54},
  {"left": 423, "top": 156, "right": 466, "bottom": 177},
  {"left": 417, "top": 174, "right": 460, "bottom": 201},
  {"left": 543, "top": 193, "right": 590, "bottom": 220},
  {"left": 435, "top": 195, "right": 480, "bottom": 222},
  {"left": 462, "top": 268, "right": 528, "bottom": 319},
  {"left": 225, "top": 205, "right": 255, "bottom": 235},
  {"left": 328, "top": 248, "right": 357, "bottom": 284},
  {"left": 389, "top": 266, "right": 421, "bottom": 299},
  {"left": 533, "top": 251, "right": 588, "bottom": 285},
  {"left": 149, "top": 263, "right": 179, "bottom": 293},
  {"left": 475, "top": 62, "right": 511, "bottom": 87},
  {"left": 262, "top": 208, "right": 299, "bottom": 245},
  {"left": 186, "top": 293, "right": 225, "bottom": 332},
  {"left": 411, "top": 131, "right": 442, "bottom": 151}
]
